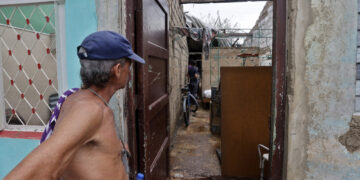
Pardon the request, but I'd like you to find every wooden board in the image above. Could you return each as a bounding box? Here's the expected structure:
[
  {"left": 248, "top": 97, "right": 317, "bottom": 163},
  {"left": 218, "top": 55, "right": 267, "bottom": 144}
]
[{"left": 221, "top": 67, "right": 272, "bottom": 177}]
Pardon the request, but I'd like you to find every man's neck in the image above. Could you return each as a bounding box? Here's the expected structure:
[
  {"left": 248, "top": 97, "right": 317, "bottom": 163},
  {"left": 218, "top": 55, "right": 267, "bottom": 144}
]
[{"left": 88, "top": 85, "right": 117, "bottom": 103}]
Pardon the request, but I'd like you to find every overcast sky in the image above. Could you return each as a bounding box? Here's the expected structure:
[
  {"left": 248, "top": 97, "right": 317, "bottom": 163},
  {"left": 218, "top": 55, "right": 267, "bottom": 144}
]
[{"left": 183, "top": 2, "right": 266, "bottom": 29}]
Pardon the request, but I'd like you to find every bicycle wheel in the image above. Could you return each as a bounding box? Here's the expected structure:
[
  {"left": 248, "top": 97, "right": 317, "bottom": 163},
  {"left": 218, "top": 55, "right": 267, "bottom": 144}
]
[
  {"left": 189, "top": 95, "right": 198, "bottom": 113},
  {"left": 183, "top": 100, "right": 190, "bottom": 127},
  {"left": 190, "top": 104, "right": 198, "bottom": 113}
]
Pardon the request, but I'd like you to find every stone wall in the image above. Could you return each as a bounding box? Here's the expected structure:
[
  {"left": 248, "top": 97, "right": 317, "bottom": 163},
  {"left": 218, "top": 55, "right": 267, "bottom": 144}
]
[
  {"left": 286, "top": 0, "right": 360, "bottom": 179},
  {"left": 168, "top": 0, "right": 189, "bottom": 141}
]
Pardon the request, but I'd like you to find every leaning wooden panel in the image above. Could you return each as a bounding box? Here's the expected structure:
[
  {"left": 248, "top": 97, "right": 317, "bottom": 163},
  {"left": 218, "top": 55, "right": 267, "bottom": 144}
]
[{"left": 221, "top": 67, "right": 272, "bottom": 177}]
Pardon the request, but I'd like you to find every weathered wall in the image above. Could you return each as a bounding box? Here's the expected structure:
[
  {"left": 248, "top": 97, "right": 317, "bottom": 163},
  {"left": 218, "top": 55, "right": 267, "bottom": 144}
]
[
  {"left": 168, "top": 0, "right": 189, "bottom": 141},
  {"left": 95, "top": 0, "right": 127, "bottom": 144},
  {"left": 95, "top": 0, "right": 130, "bottom": 172},
  {"left": 355, "top": 2, "right": 360, "bottom": 112},
  {"left": 243, "top": 2, "right": 272, "bottom": 66},
  {"left": 202, "top": 47, "right": 259, "bottom": 92},
  {"left": 286, "top": 0, "right": 360, "bottom": 179}
]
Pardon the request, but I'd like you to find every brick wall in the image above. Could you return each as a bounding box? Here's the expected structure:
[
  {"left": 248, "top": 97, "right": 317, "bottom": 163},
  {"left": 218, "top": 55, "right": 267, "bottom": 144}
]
[{"left": 168, "top": 0, "right": 189, "bottom": 141}]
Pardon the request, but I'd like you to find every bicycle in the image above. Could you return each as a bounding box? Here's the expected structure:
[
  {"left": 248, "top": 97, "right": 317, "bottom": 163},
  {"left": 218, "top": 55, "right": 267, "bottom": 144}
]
[{"left": 181, "top": 85, "right": 199, "bottom": 127}]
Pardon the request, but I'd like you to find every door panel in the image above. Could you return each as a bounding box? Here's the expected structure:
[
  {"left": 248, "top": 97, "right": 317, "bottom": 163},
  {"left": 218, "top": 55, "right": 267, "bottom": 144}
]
[
  {"left": 143, "top": 1, "right": 167, "bottom": 49},
  {"left": 221, "top": 67, "right": 271, "bottom": 177},
  {"left": 147, "top": 56, "right": 167, "bottom": 103},
  {"left": 136, "top": 0, "right": 169, "bottom": 179}
]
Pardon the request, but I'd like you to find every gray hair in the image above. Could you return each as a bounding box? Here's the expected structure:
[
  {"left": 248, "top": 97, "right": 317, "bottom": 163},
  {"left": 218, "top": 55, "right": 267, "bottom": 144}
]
[{"left": 80, "top": 58, "right": 126, "bottom": 89}]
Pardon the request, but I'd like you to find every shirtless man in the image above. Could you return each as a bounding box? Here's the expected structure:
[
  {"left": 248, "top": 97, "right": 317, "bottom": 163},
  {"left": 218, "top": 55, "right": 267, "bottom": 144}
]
[{"left": 4, "top": 31, "right": 145, "bottom": 180}]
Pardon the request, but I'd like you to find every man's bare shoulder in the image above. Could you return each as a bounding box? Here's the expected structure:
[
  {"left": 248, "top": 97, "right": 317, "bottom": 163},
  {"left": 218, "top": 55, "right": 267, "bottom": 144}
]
[
  {"left": 70, "top": 91, "right": 113, "bottom": 116},
  {"left": 54, "top": 96, "right": 106, "bottom": 134},
  {"left": 69, "top": 97, "right": 105, "bottom": 114}
]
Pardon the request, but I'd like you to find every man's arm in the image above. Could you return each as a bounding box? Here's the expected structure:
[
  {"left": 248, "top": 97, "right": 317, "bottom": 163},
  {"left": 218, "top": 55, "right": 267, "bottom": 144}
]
[
  {"left": 195, "top": 72, "right": 200, "bottom": 79},
  {"left": 4, "top": 101, "right": 103, "bottom": 180}
]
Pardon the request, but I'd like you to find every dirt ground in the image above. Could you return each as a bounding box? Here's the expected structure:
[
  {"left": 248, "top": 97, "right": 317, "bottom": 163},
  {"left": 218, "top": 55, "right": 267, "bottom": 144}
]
[{"left": 170, "top": 108, "right": 221, "bottom": 180}]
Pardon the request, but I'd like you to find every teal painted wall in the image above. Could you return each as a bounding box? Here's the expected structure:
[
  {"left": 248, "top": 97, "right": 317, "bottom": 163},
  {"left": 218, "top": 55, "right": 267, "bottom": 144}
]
[
  {"left": 0, "top": 138, "right": 39, "bottom": 179},
  {"left": 0, "top": 0, "right": 98, "bottom": 177},
  {"left": 65, "top": 0, "right": 98, "bottom": 89}
]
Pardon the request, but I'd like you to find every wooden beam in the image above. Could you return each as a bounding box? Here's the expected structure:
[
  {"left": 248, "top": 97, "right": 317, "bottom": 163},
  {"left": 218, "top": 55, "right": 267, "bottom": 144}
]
[{"left": 180, "top": 0, "right": 270, "bottom": 4}]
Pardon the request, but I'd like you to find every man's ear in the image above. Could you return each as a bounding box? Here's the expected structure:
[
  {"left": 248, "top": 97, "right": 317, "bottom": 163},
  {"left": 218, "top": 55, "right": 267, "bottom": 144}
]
[{"left": 112, "top": 63, "right": 122, "bottom": 78}]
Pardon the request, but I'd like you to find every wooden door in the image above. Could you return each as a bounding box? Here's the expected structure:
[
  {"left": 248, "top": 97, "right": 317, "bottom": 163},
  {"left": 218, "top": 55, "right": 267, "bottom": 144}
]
[
  {"left": 136, "top": 0, "right": 169, "bottom": 179},
  {"left": 221, "top": 67, "right": 272, "bottom": 178}
]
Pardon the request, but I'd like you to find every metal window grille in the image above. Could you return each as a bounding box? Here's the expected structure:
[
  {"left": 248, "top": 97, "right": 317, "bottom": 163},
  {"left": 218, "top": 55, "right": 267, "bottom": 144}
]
[{"left": 0, "top": 3, "right": 58, "bottom": 127}]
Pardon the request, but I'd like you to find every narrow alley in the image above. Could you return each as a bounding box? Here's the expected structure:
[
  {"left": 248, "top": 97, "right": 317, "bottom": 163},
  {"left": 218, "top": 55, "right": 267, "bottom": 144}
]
[{"left": 170, "top": 108, "right": 221, "bottom": 179}]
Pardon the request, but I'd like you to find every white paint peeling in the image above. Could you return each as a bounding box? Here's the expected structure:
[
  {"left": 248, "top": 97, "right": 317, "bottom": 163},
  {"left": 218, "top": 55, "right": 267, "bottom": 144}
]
[{"left": 287, "top": 0, "right": 359, "bottom": 179}]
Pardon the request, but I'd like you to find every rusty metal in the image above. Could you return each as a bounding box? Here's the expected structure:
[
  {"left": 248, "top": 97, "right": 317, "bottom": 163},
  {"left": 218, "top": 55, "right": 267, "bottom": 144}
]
[
  {"left": 125, "top": 0, "right": 139, "bottom": 178},
  {"left": 270, "top": 0, "right": 286, "bottom": 179},
  {"left": 135, "top": 0, "right": 170, "bottom": 179},
  {"left": 180, "top": 0, "right": 271, "bottom": 4}
]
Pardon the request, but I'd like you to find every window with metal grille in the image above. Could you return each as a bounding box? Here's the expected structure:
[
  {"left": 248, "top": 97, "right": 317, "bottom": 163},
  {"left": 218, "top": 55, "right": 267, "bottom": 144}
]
[{"left": 0, "top": 0, "right": 65, "bottom": 131}]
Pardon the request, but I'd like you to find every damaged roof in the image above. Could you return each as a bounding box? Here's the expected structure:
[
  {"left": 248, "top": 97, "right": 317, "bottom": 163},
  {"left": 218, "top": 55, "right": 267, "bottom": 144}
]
[{"left": 185, "top": 14, "right": 233, "bottom": 48}]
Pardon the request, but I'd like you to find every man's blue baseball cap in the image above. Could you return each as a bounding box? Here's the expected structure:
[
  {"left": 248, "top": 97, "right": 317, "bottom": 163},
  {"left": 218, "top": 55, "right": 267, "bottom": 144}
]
[{"left": 77, "top": 31, "right": 145, "bottom": 64}]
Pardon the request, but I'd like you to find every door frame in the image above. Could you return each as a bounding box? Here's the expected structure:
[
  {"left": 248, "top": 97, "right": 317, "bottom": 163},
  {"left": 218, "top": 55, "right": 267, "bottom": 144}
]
[
  {"left": 270, "top": 0, "right": 286, "bottom": 179},
  {"left": 125, "top": 0, "right": 170, "bottom": 179},
  {"left": 125, "top": 0, "right": 139, "bottom": 178},
  {"left": 125, "top": 0, "right": 287, "bottom": 179}
]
